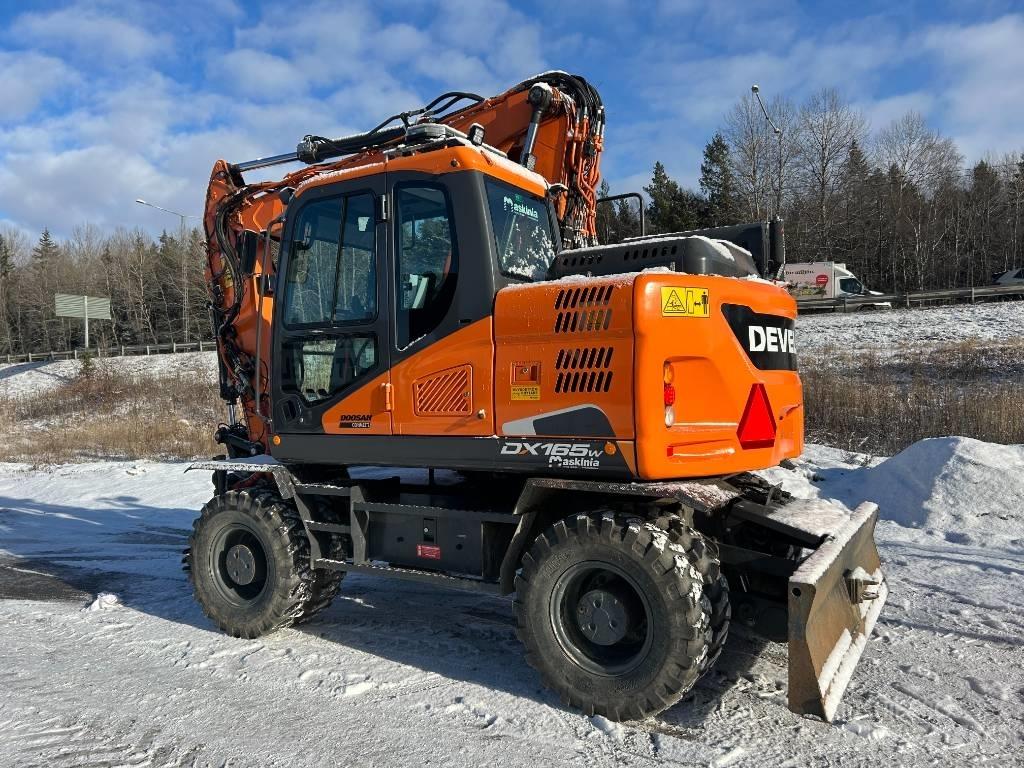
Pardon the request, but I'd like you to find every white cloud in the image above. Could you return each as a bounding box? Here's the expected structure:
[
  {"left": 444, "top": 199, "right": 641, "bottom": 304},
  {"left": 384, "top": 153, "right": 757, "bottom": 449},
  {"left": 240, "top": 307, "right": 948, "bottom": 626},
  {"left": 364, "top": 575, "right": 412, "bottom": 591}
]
[
  {"left": 919, "top": 15, "right": 1024, "bottom": 160},
  {"left": 856, "top": 92, "right": 935, "bottom": 136},
  {"left": 0, "top": 51, "right": 79, "bottom": 122},
  {"left": 0, "top": 145, "right": 169, "bottom": 231},
  {"left": 213, "top": 49, "right": 309, "bottom": 98},
  {"left": 9, "top": 4, "right": 172, "bottom": 62}
]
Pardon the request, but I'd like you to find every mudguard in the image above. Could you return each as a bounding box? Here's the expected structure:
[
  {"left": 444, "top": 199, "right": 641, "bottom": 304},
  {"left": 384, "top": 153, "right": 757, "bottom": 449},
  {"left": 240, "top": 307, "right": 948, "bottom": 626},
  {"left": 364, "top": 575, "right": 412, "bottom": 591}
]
[{"left": 787, "top": 501, "right": 888, "bottom": 721}]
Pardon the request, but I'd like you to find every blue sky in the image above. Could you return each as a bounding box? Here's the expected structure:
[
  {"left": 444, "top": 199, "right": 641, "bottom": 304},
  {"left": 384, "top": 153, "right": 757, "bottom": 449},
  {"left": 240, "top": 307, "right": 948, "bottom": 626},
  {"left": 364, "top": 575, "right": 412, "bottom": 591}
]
[{"left": 1, "top": 0, "right": 1022, "bottom": 239}]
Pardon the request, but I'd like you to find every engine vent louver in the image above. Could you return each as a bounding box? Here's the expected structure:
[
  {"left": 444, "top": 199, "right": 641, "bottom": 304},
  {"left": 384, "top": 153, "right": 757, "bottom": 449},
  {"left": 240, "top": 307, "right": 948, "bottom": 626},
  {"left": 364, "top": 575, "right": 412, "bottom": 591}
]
[
  {"left": 413, "top": 365, "right": 472, "bottom": 415},
  {"left": 554, "top": 346, "right": 614, "bottom": 393},
  {"left": 553, "top": 284, "right": 614, "bottom": 334}
]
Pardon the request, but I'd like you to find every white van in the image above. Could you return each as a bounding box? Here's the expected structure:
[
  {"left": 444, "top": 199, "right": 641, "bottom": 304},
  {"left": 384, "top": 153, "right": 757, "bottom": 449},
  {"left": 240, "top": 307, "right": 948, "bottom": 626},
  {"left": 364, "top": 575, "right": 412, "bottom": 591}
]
[{"left": 783, "top": 262, "right": 890, "bottom": 308}]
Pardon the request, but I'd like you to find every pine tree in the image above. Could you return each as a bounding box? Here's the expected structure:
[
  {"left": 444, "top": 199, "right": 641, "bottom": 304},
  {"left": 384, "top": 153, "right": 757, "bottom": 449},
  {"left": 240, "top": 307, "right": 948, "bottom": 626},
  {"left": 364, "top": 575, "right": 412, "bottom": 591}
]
[
  {"left": 595, "top": 180, "right": 619, "bottom": 243},
  {"left": 28, "top": 228, "right": 62, "bottom": 350},
  {"left": 837, "top": 139, "right": 874, "bottom": 277},
  {"left": 616, "top": 197, "right": 641, "bottom": 239},
  {"left": 699, "top": 133, "right": 736, "bottom": 226},
  {"left": 0, "top": 233, "right": 12, "bottom": 281},
  {"left": 31, "top": 228, "right": 59, "bottom": 271},
  {"left": 0, "top": 233, "right": 14, "bottom": 354},
  {"left": 645, "top": 162, "right": 704, "bottom": 234}
]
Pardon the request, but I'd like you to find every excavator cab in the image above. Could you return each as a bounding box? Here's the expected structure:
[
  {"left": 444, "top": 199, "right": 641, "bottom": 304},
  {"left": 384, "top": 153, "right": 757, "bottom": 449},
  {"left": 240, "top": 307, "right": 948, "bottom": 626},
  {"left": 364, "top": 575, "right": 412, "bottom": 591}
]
[{"left": 269, "top": 143, "right": 556, "bottom": 451}]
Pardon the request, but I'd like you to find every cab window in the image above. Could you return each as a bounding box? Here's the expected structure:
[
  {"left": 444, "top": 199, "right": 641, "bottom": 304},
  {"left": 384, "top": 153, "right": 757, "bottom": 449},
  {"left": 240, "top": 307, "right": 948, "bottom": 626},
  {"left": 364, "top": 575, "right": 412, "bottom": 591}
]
[
  {"left": 282, "top": 193, "right": 376, "bottom": 327},
  {"left": 395, "top": 185, "right": 457, "bottom": 348},
  {"left": 279, "top": 192, "right": 379, "bottom": 406},
  {"left": 485, "top": 179, "right": 557, "bottom": 281}
]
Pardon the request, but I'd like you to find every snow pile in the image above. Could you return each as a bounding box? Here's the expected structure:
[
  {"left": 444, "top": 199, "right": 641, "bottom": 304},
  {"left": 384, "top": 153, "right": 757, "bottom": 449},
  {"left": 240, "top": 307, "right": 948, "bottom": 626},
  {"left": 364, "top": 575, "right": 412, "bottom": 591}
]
[
  {"left": 86, "top": 593, "right": 121, "bottom": 611},
  {"left": 826, "top": 437, "right": 1024, "bottom": 544}
]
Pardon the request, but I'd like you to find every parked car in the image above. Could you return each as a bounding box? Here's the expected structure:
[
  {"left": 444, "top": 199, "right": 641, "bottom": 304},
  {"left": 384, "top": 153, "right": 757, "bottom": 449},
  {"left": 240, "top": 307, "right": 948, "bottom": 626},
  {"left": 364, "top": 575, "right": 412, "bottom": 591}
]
[{"left": 992, "top": 268, "right": 1024, "bottom": 285}]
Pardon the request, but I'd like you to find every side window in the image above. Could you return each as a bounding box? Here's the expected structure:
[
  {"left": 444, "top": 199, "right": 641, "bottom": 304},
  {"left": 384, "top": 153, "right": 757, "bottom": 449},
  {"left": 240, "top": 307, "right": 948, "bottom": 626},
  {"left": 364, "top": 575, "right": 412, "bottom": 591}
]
[
  {"left": 282, "top": 193, "right": 376, "bottom": 327},
  {"left": 279, "top": 192, "right": 379, "bottom": 406},
  {"left": 838, "top": 277, "right": 862, "bottom": 294},
  {"left": 396, "top": 186, "right": 457, "bottom": 348},
  {"left": 283, "top": 198, "right": 341, "bottom": 326}
]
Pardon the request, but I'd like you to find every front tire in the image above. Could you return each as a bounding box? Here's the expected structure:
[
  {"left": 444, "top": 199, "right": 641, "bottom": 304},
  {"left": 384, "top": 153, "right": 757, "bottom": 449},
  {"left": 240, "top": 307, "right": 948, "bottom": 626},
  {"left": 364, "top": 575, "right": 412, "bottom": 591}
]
[
  {"left": 187, "top": 490, "right": 322, "bottom": 638},
  {"left": 514, "top": 511, "right": 710, "bottom": 721}
]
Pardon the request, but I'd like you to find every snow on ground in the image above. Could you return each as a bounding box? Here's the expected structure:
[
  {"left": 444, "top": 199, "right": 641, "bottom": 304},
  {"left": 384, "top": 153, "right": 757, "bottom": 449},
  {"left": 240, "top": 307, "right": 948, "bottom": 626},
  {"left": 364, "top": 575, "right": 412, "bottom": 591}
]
[
  {"left": 798, "top": 300, "right": 1024, "bottom": 353},
  {"left": 0, "top": 351, "right": 216, "bottom": 398},
  {"left": 2, "top": 442, "right": 1023, "bottom": 766}
]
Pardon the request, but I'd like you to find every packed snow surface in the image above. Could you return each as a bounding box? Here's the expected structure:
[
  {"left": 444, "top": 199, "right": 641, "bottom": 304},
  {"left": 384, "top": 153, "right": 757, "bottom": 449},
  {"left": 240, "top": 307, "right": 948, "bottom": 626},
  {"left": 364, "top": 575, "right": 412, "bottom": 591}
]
[
  {"left": 798, "top": 299, "right": 1024, "bottom": 353},
  {"left": 2, "top": 438, "right": 1023, "bottom": 766}
]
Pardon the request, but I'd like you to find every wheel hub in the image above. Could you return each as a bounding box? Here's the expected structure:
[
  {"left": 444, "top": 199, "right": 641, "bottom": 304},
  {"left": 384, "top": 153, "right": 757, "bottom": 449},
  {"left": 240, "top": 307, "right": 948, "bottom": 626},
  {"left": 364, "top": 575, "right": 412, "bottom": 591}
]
[
  {"left": 225, "top": 543, "right": 258, "bottom": 586},
  {"left": 576, "top": 588, "right": 629, "bottom": 645}
]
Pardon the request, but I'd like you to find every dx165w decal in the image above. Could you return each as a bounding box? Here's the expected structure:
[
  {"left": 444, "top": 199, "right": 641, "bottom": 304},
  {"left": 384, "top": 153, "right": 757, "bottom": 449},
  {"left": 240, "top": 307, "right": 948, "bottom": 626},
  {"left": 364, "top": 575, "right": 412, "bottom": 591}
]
[
  {"left": 500, "top": 440, "right": 607, "bottom": 470},
  {"left": 721, "top": 303, "right": 797, "bottom": 371}
]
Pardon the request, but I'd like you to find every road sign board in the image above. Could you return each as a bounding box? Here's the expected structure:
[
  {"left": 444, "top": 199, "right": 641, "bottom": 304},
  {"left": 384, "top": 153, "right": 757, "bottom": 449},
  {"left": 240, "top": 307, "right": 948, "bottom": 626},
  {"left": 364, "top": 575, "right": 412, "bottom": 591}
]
[{"left": 55, "top": 294, "right": 111, "bottom": 320}]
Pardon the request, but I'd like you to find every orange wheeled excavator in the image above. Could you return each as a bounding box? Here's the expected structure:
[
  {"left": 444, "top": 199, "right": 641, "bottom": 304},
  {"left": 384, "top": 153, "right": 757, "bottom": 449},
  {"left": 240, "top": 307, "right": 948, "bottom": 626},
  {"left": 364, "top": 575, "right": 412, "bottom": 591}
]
[{"left": 185, "top": 71, "right": 887, "bottom": 722}]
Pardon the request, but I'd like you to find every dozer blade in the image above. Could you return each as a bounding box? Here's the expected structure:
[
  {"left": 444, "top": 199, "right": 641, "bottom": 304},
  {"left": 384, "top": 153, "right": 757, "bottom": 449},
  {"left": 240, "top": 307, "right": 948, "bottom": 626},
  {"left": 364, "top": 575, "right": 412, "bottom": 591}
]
[{"left": 787, "top": 501, "right": 888, "bottom": 721}]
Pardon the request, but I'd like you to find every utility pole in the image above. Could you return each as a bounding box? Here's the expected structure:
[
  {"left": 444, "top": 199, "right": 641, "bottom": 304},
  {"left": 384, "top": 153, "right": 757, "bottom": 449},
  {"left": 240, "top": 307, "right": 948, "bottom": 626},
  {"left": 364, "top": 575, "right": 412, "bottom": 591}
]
[
  {"left": 135, "top": 198, "right": 197, "bottom": 343},
  {"left": 751, "top": 85, "right": 784, "bottom": 219}
]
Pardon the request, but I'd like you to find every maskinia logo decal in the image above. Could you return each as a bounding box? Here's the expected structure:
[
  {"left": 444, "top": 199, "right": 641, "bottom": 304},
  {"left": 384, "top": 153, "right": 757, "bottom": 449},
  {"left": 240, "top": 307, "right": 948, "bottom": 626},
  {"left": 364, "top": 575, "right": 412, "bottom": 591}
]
[
  {"left": 503, "top": 194, "right": 540, "bottom": 222},
  {"left": 721, "top": 304, "right": 797, "bottom": 371},
  {"left": 500, "top": 441, "right": 602, "bottom": 469}
]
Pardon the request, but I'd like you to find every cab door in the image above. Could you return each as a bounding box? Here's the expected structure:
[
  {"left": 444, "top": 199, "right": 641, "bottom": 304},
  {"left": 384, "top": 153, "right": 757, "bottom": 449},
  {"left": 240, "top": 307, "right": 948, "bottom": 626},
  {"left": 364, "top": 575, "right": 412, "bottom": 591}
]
[
  {"left": 272, "top": 175, "right": 392, "bottom": 437},
  {"left": 387, "top": 173, "right": 495, "bottom": 436}
]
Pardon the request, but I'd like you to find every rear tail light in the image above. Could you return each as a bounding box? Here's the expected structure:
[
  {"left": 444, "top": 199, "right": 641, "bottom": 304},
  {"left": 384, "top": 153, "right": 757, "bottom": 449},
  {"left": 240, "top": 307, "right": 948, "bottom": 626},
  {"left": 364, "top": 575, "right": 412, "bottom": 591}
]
[{"left": 737, "top": 383, "right": 776, "bottom": 449}]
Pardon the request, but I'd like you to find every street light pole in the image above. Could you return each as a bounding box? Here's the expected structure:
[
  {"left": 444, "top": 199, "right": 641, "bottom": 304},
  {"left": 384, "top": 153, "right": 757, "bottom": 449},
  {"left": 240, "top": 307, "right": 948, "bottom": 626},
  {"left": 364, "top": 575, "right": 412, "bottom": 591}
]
[
  {"left": 751, "top": 85, "right": 783, "bottom": 219},
  {"left": 135, "top": 198, "right": 197, "bottom": 344}
]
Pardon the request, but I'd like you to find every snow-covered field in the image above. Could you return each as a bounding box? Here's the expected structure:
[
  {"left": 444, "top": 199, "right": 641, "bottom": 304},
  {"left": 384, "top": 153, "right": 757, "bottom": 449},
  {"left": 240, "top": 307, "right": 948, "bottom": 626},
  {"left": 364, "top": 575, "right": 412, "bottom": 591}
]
[
  {"left": 1, "top": 438, "right": 1022, "bottom": 767},
  {"left": 798, "top": 299, "right": 1024, "bottom": 354},
  {"left": 0, "top": 351, "right": 216, "bottom": 398}
]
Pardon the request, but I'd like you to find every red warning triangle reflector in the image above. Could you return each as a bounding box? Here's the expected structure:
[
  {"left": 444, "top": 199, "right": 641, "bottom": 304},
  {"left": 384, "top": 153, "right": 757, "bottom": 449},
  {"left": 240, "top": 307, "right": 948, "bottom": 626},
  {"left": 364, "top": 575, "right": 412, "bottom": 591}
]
[{"left": 737, "top": 383, "right": 776, "bottom": 449}]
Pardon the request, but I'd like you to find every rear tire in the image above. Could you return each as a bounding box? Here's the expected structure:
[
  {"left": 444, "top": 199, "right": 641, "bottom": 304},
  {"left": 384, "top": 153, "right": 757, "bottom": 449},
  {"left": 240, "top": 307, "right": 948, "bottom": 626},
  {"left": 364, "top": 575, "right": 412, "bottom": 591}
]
[
  {"left": 514, "top": 511, "right": 709, "bottom": 721},
  {"left": 186, "top": 490, "right": 333, "bottom": 638},
  {"left": 662, "top": 519, "right": 730, "bottom": 676}
]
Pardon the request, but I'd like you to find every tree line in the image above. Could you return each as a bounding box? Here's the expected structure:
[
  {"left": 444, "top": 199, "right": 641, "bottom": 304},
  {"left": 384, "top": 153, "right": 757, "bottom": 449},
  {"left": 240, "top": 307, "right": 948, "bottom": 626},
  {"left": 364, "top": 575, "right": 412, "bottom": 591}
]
[
  {"left": 0, "top": 224, "right": 209, "bottom": 355},
  {"left": 599, "top": 89, "right": 1024, "bottom": 293}
]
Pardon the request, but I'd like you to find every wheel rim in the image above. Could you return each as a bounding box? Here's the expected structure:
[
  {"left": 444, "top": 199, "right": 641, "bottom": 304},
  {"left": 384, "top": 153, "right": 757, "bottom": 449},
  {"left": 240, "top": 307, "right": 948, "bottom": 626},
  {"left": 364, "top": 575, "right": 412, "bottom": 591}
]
[
  {"left": 549, "top": 561, "right": 653, "bottom": 676},
  {"left": 209, "top": 524, "right": 270, "bottom": 606}
]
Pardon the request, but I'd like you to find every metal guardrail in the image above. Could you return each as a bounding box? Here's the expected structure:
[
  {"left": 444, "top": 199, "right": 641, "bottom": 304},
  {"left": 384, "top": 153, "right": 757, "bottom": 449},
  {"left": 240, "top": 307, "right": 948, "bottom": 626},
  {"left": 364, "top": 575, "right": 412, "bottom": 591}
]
[
  {"left": 797, "top": 283, "right": 1024, "bottom": 312},
  {"left": 1, "top": 340, "right": 212, "bottom": 365}
]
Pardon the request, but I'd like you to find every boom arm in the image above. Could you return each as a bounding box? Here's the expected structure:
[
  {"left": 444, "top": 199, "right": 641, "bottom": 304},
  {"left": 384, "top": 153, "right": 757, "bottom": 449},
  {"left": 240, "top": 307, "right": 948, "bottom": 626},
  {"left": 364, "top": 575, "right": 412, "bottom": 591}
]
[{"left": 202, "top": 72, "right": 605, "bottom": 454}]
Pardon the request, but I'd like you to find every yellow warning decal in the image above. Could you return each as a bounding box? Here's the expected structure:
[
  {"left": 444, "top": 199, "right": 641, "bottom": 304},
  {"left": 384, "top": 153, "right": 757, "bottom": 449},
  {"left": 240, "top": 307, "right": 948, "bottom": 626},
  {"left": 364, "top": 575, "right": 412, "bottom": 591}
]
[
  {"left": 661, "top": 287, "right": 710, "bottom": 317},
  {"left": 511, "top": 385, "right": 541, "bottom": 401}
]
